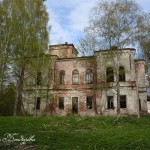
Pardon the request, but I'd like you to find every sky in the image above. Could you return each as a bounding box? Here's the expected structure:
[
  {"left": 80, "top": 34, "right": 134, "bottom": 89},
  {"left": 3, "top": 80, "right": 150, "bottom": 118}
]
[{"left": 45, "top": 0, "right": 150, "bottom": 47}]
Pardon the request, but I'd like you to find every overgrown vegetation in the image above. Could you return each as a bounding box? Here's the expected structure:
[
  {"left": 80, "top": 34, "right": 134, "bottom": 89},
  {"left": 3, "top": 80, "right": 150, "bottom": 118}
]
[
  {"left": 78, "top": 0, "right": 149, "bottom": 115},
  {"left": 0, "top": 0, "right": 49, "bottom": 116},
  {"left": 0, "top": 116, "right": 150, "bottom": 150},
  {"left": 0, "top": 84, "right": 15, "bottom": 116}
]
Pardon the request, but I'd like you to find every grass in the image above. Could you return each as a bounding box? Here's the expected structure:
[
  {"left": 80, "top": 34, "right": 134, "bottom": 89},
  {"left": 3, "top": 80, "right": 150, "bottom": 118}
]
[{"left": 0, "top": 116, "right": 150, "bottom": 150}]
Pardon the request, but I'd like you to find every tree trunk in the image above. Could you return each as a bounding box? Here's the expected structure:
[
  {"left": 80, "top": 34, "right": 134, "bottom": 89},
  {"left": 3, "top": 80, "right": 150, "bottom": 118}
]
[
  {"left": 116, "top": 49, "right": 120, "bottom": 115},
  {"left": 116, "top": 83, "right": 120, "bottom": 114},
  {"left": 13, "top": 66, "right": 25, "bottom": 116},
  {"left": 14, "top": 80, "right": 19, "bottom": 116}
]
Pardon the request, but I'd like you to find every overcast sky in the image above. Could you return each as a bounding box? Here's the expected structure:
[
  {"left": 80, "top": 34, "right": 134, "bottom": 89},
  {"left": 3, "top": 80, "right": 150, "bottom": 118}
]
[{"left": 45, "top": 0, "right": 150, "bottom": 46}]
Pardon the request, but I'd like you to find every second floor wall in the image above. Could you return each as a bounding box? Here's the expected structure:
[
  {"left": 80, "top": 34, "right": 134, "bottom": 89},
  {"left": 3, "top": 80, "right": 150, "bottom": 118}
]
[
  {"left": 95, "top": 49, "right": 136, "bottom": 83},
  {"left": 53, "top": 48, "right": 146, "bottom": 90},
  {"left": 54, "top": 57, "right": 96, "bottom": 89},
  {"left": 23, "top": 47, "right": 147, "bottom": 91}
]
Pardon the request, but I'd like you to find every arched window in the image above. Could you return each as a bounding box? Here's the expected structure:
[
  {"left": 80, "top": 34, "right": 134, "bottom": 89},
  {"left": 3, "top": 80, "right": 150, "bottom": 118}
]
[
  {"left": 60, "top": 70, "right": 65, "bottom": 85},
  {"left": 72, "top": 69, "right": 79, "bottom": 84},
  {"left": 119, "top": 66, "right": 125, "bottom": 81},
  {"left": 36, "top": 72, "right": 42, "bottom": 86},
  {"left": 106, "top": 67, "right": 114, "bottom": 82},
  {"left": 86, "top": 69, "right": 93, "bottom": 84}
]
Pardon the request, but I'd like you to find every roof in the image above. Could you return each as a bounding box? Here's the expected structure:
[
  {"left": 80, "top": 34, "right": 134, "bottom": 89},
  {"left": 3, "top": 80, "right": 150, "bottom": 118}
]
[
  {"left": 94, "top": 48, "right": 136, "bottom": 53},
  {"left": 135, "top": 59, "right": 146, "bottom": 62},
  {"left": 49, "top": 43, "right": 78, "bottom": 54},
  {"left": 56, "top": 55, "right": 95, "bottom": 62},
  {"left": 49, "top": 43, "right": 74, "bottom": 48}
]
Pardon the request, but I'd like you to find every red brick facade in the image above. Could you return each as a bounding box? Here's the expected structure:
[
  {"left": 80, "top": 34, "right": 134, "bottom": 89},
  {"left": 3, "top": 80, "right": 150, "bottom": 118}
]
[{"left": 23, "top": 43, "right": 148, "bottom": 116}]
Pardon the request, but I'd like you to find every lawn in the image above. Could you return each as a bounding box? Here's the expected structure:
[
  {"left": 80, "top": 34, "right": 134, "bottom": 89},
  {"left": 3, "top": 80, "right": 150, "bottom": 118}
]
[{"left": 0, "top": 116, "right": 150, "bottom": 150}]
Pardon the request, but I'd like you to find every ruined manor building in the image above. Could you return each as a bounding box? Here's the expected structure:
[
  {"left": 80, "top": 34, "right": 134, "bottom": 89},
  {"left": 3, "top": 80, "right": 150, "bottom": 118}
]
[{"left": 23, "top": 43, "right": 147, "bottom": 116}]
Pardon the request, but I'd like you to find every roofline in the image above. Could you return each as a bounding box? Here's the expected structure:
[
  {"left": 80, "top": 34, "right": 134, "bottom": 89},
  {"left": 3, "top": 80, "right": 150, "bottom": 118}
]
[
  {"left": 49, "top": 43, "right": 79, "bottom": 54},
  {"left": 56, "top": 55, "right": 96, "bottom": 61},
  {"left": 49, "top": 43, "right": 74, "bottom": 47},
  {"left": 135, "top": 59, "right": 146, "bottom": 62},
  {"left": 94, "top": 48, "right": 136, "bottom": 53}
]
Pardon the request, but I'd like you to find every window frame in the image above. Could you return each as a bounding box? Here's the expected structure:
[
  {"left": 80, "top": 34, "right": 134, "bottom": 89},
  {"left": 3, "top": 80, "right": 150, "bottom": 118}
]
[
  {"left": 72, "top": 97, "right": 78, "bottom": 113},
  {"left": 72, "top": 69, "right": 79, "bottom": 84},
  {"left": 119, "top": 66, "right": 125, "bottom": 82},
  {"left": 36, "top": 97, "right": 41, "bottom": 110},
  {"left": 60, "top": 70, "right": 65, "bottom": 85},
  {"left": 86, "top": 96, "right": 93, "bottom": 109},
  {"left": 107, "top": 96, "right": 114, "bottom": 109},
  {"left": 106, "top": 67, "right": 114, "bottom": 82},
  {"left": 120, "top": 95, "right": 127, "bottom": 108},
  {"left": 58, "top": 97, "right": 64, "bottom": 110},
  {"left": 85, "top": 69, "right": 93, "bottom": 84}
]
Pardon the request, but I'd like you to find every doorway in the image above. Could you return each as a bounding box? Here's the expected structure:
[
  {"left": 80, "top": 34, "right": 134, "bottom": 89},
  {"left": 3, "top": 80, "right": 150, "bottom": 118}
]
[
  {"left": 72, "top": 97, "right": 78, "bottom": 114},
  {"left": 139, "top": 99, "right": 141, "bottom": 111}
]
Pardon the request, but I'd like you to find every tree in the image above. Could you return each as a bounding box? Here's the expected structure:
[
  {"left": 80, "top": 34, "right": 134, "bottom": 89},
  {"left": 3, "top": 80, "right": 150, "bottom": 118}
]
[
  {"left": 138, "top": 13, "right": 150, "bottom": 61},
  {"left": 138, "top": 13, "right": 150, "bottom": 103},
  {"left": 23, "top": 54, "right": 53, "bottom": 116},
  {"left": 79, "top": 0, "right": 142, "bottom": 115},
  {"left": 0, "top": 0, "right": 49, "bottom": 116},
  {"left": 79, "top": 0, "right": 141, "bottom": 54},
  {"left": 0, "top": 1, "right": 13, "bottom": 99},
  {"left": 0, "top": 84, "right": 16, "bottom": 116}
]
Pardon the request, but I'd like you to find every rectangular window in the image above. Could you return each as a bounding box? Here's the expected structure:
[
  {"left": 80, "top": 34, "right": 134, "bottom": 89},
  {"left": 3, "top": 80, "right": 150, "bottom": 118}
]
[
  {"left": 86, "top": 96, "right": 93, "bottom": 109},
  {"left": 36, "top": 97, "right": 41, "bottom": 110},
  {"left": 107, "top": 96, "right": 114, "bottom": 109},
  {"left": 59, "top": 97, "right": 64, "bottom": 109},
  {"left": 120, "top": 95, "right": 126, "bottom": 108}
]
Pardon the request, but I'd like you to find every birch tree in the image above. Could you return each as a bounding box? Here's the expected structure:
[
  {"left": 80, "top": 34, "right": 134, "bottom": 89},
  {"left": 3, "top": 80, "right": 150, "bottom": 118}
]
[
  {"left": 0, "top": 0, "right": 50, "bottom": 116},
  {"left": 0, "top": 1, "right": 13, "bottom": 99},
  {"left": 79, "top": 0, "right": 142, "bottom": 114},
  {"left": 138, "top": 13, "right": 150, "bottom": 61},
  {"left": 138, "top": 13, "right": 150, "bottom": 98},
  {"left": 138, "top": 13, "right": 150, "bottom": 82}
]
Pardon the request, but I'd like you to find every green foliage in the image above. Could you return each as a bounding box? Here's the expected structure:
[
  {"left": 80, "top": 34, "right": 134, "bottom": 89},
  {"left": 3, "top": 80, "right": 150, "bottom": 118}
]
[
  {"left": 79, "top": 0, "right": 142, "bottom": 55},
  {"left": 138, "top": 13, "right": 150, "bottom": 62},
  {"left": 0, "top": 84, "right": 15, "bottom": 116},
  {"left": 9, "top": 0, "right": 49, "bottom": 59},
  {"left": 0, "top": 0, "right": 50, "bottom": 115},
  {"left": 0, "top": 116, "right": 150, "bottom": 149},
  {"left": 0, "top": 0, "right": 49, "bottom": 78}
]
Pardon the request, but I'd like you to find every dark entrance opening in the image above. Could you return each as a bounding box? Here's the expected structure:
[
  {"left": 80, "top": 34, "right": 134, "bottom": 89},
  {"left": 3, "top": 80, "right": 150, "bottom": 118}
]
[
  {"left": 72, "top": 97, "right": 78, "bottom": 114},
  {"left": 139, "top": 99, "right": 141, "bottom": 111}
]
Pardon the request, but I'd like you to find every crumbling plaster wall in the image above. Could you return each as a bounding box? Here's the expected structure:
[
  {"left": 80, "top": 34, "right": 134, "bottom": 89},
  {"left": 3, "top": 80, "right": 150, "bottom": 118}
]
[
  {"left": 23, "top": 45, "right": 148, "bottom": 116},
  {"left": 101, "top": 88, "right": 138, "bottom": 116},
  {"left": 135, "top": 60, "right": 147, "bottom": 112}
]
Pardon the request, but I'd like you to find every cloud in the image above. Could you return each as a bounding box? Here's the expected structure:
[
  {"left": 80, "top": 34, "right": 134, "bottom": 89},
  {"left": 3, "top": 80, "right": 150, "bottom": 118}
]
[
  {"left": 45, "top": 0, "right": 150, "bottom": 46},
  {"left": 45, "top": 0, "right": 98, "bottom": 45},
  {"left": 67, "top": 1, "right": 96, "bottom": 32},
  {"left": 136, "top": 0, "right": 150, "bottom": 12},
  {"left": 47, "top": 8, "right": 72, "bottom": 44}
]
